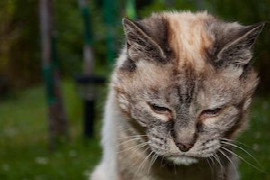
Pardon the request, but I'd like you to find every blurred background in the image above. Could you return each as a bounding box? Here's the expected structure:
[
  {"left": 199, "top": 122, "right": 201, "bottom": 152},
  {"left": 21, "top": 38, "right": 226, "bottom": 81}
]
[{"left": 0, "top": 0, "right": 269, "bottom": 179}]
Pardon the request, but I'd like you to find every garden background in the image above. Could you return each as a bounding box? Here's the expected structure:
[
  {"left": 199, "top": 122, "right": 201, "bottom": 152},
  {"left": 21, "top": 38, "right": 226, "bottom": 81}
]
[{"left": 0, "top": 0, "right": 270, "bottom": 179}]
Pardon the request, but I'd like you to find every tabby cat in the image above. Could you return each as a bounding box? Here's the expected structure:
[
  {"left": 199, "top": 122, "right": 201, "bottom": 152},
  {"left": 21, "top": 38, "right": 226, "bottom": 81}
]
[{"left": 91, "top": 11, "right": 264, "bottom": 180}]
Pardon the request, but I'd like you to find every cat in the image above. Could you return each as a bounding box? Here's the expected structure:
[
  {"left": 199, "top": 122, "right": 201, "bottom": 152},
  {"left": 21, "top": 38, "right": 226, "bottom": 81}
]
[{"left": 91, "top": 11, "right": 264, "bottom": 180}]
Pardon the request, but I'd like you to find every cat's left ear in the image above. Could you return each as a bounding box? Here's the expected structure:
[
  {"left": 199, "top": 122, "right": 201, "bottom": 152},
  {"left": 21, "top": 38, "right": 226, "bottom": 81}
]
[
  {"left": 216, "top": 22, "right": 265, "bottom": 67},
  {"left": 122, "top": 18, "right": 166, "bottom": 62}
]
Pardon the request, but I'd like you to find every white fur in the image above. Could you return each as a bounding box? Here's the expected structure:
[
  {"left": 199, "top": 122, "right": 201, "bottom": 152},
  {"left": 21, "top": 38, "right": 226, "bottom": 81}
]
[
  {"left": 90, "top": 90, "right": 119, "bottom": 180},
  {"left": 167, "top": 156, "right": 198, "bottom": 165}
]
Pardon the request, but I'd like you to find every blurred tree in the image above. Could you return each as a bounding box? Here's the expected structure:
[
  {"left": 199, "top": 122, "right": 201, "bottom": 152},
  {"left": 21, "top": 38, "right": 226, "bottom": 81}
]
[
  {"left": 0, "top": 0, "right": 41, "bottom": 89},
  {"left": 40, "top": 0, "right": 69, "bottom": 150},
  {"left": 54, "top": 0, "right": 84, "bottom": 75}
]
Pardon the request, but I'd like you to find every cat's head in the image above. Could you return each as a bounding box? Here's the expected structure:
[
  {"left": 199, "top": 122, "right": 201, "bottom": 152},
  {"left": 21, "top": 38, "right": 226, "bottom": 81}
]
[{"left": 113, "top": 11, "right": 264, "bottom": 165}]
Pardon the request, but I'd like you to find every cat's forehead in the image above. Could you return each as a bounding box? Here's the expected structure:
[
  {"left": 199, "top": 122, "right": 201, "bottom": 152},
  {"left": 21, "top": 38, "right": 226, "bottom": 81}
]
[{"left": 162, "top": 11, "right": 214, "bottom": 72}]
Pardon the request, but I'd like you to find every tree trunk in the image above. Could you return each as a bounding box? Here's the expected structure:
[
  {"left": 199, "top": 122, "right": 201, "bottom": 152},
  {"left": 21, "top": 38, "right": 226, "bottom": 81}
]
[{"left": 39, "top": 0, "right": 69, "bottom": 151}]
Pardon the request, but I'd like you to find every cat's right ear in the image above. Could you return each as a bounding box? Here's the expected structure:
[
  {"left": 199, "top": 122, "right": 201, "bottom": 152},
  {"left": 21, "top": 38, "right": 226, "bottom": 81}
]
[{"left": 122, "top": 18, "right": 166, "bottom": 62}]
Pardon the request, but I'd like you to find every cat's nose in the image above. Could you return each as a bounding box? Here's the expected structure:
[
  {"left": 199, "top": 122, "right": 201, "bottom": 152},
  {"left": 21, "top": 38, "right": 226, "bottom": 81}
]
[{"left": 176, "top": 143, "right": 194, "bottom": 152}]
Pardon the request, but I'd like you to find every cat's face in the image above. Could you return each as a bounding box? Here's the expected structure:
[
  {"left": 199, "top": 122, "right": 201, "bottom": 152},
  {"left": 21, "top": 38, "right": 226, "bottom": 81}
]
[{"left": 113, "top": 12, "right": 263, "bottom": 165}]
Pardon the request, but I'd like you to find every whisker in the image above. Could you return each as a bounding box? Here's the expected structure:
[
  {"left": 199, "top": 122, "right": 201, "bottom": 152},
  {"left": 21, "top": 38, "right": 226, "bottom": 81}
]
[
  {"left": 220, "top": 146, "right": 265, "bottom": 173},
  {"left": 147, "top": 153, "right": 156, "bottom": 174},
  {"left": 129, "top": 147, "right": 151, "bottom": 171},
  {"left": 133, "top": 150, "right": 154, "bottom": 180},
  {"left": 173, "top": 162, "right": 177, "bottom": 175},
  {"left": 147, "top": 154, "right": 158, "bottom": 174},
  {"left": 213, "top": 153, "right": 224, "bottom": 175},
  {"left": 220, "top": 140, "right": 261, "bottom": 167},
  {"left": 206, "top": 158, "right": 214, "bottom": 180},
  {"left": 117, "top": 142, "right": 148, "bottom": 154},
  {"left": 118, "top": 137, "right": 144, "bottom": 146},
  {"left": 209, "top": 155, "right": 215, "bottom": 167},
  {"left": 218, "top": 148, "right": 238, "bottom": 173},
  {"left": 160, "top": 156, "right": 165, "bottom": 167},
  {"left": 129, "top": 146, "right": 150, "bottom": 168},
  {"left": 221, "top": 138, "right": 252, "bottom": 149},
  {"left": 118, "top": 135, "right": 148, "bottom": 140}
]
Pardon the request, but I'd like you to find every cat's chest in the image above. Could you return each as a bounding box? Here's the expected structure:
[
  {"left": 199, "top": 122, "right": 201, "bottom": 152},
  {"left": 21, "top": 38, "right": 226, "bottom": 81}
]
[{"left": 118, "top": 152, "right": 217, "bottom": 180}]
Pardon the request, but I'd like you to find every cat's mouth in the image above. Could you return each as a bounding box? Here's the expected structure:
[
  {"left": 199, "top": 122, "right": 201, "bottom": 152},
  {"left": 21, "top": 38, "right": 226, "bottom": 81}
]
[{"left": 167, "top": 156, "right": 199, "bottom": 166}]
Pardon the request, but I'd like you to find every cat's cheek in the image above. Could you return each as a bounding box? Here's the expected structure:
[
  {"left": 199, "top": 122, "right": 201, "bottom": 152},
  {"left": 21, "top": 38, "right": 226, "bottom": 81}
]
[
  {"left": 129, "top": 110, "right": 147, "bottom": 127},
  {"left": 128, "top": 104, "right": 154, "bottom": 127},
  {"left": 217, "top": 108, "right": 240, "bottom": 129},
  {"left": 202, "top": 117, "right": 219, "bottom": 129},
  {"left": 116, "top": 92, "right": 130, "bottom": 112},
  {"left": 202, "top": 107, "right": 239, "bottom": 129},
  {"left": 150, "top": 113, "right": 171, "bottom": 123},
  {"left": 203, "top": 116, "right": 238, "bottom": 130},
  {"left": 135, "top": 119, "right": 148, "bottom": 127}
]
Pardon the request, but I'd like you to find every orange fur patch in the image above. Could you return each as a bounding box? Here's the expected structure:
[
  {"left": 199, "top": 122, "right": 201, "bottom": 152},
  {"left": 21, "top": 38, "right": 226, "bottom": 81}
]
[{"left": 163, "top": 12, "right": 214, "bottom": 72}]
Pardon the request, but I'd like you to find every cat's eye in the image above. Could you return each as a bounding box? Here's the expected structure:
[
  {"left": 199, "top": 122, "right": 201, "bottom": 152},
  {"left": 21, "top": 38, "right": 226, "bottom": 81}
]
[
  {"left": 149, "top": 103, "right": 170, "bottom": 112},
  {"left": 200, "top": 108, "right": 222, "bottom": 119},
  {"left": 148, "top": 103, "right": 172, "bottom": 119},
  {"left": 148, "top": 103, "right": 173, "bottom": 120},
  {"left": 148, "top": 103, "right": 172, "bottom": 121}
]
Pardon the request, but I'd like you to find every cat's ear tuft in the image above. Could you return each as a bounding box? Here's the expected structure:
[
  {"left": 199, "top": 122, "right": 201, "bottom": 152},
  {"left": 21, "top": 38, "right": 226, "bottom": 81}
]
[
  {"left": 216, "top": 22, "right": 265, "bottom": 67},
  {"left": 122, "top": 18, "right": 166, "bottom": 62},
  {"left": 122, "top": 18, "right": 146, "bottom": 48}
]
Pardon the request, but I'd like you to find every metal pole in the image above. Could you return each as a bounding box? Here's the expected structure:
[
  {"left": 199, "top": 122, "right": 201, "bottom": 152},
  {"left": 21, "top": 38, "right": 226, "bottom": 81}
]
[
  {"left": 79, "top": 0, "right": 94, "bottom": 75},
  {"left": 103, "top": 0, "right": 117, "bottom": 67}
]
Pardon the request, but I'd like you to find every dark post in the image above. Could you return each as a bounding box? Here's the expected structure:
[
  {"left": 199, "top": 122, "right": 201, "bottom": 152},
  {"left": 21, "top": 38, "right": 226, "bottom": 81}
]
[
  {"left": 84, "top": 100, "right": 94, "bottom": 137},
  {"left": 77, "top": 0, "right": 106, "bottom": 138}
]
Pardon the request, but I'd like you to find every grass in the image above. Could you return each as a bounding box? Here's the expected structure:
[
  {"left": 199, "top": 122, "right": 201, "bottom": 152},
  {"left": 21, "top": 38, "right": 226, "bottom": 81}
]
[
  {"left": 238, "top": 97, "right": 270, "bottom": 179},
  {"left": 0, "top": 81, "right": 103, "bottom": 179},
  {"left": 0, "top": 81, "right": 269, "bottom": 179}
]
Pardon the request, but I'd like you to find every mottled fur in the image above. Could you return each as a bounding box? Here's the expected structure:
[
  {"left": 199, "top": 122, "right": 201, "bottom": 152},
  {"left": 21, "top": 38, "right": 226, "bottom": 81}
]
[{"left": 91, "top": 11, "right": 264, "bottom": 180}]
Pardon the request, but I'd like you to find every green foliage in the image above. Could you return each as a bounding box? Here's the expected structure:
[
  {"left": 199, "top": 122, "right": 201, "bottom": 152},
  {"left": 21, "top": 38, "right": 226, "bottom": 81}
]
[
  {"left": 54, "top": 0, "right": 84, "bottom": 76},
  {"left": 0, "top": 0, "right": 16, "bottom": 72}
]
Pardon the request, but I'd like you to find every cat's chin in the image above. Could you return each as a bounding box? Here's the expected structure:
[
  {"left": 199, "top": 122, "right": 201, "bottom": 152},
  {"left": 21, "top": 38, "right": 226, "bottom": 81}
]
[{"left": 167, "top": 156, "right": 198, "bottom": 166}]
